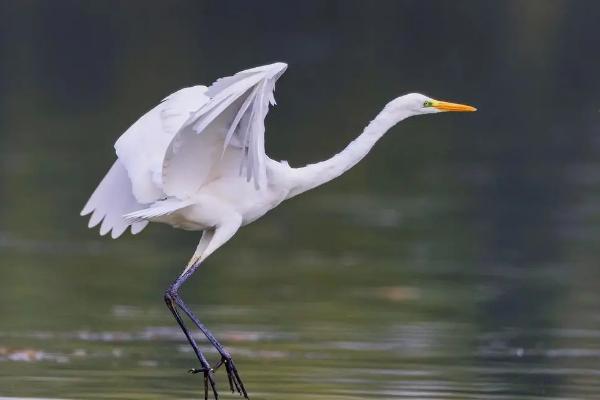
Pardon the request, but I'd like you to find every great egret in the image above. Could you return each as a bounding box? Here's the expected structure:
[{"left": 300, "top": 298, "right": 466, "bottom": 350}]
[{"left": 81, "top": 62, "right": 476, "bottom": 399}]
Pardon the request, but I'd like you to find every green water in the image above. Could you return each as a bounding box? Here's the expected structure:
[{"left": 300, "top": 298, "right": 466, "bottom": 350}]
[
  {"left": 2, "top": 188, "right": 600, "bottom": 399},
  {"left": 3, "top": 1, "right": 600, "bottom": 398}
]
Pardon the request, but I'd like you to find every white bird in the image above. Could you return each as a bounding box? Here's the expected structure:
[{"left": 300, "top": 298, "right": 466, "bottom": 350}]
[{"left": 81, "top": 62, "right": 476, "bottom": 399}]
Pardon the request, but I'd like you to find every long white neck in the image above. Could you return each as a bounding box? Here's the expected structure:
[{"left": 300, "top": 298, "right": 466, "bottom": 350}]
[{"left": 287, "top": 105, "right": 411, "bottom": 198}]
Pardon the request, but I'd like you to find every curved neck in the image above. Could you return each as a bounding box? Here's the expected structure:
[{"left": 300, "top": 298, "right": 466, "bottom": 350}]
[{"left": 287, "top": 106, "right": 410, "bottom": 198}]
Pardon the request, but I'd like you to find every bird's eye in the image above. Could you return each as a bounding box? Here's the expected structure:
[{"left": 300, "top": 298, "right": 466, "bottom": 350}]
[{"left": 423, "top": 101, "right": 433, "bottom": 108}]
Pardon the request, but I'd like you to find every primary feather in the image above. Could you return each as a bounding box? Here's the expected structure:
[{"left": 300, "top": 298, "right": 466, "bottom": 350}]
[{"left": 80, "top": 160, "right": 148, "bottom": 238}]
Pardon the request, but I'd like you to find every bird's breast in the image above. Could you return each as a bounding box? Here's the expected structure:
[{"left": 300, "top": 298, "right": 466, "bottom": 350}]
[{"left": 168, "top": 177, "right": 289, "bottom": 230}]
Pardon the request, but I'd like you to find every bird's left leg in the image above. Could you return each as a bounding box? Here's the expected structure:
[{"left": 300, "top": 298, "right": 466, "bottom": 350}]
[
  {"left": 175, "top": 294, "right": 246, "bottom": 396},
  {"left": 163, "top": 290, "right": 218, "bottom": 400}
]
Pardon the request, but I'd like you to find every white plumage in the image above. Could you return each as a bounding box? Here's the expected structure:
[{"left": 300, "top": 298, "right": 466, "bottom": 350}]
[
  {"left": 82, "top": 61, "right": 475, "bottom": 261},
  {"left": 80, "top": 160, "right": 148, "bottom": 238},
  {"left": 80, "top": 61, "right": 475, "bottom": 399},
  {"left": 81, "top": 62, "right": 287, "bottom": 239}
]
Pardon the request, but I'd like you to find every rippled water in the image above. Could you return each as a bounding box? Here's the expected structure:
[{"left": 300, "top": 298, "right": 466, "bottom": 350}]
[{"left": 2, "top": 188, "right": 600, "bottom": 400}]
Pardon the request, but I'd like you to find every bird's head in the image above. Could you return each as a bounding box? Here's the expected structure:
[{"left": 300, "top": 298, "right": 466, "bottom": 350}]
[{"left": 385, "top": 93, "right": 476, "bottom": 118}]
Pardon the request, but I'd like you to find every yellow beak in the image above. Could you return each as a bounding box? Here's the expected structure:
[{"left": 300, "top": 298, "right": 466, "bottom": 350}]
[{"left": 432, "top": 100, "right": 477, "bottom": 112}]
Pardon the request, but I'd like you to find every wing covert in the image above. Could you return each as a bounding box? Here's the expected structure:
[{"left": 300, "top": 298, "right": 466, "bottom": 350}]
[
  {"left": 162, "top": 62, "right": 287, "bottom": 198},
  {"left": 114, "top": 85, "right": 210, "bottom": 203}
]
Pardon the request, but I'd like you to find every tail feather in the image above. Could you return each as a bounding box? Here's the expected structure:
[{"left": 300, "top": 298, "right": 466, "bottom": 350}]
[{"left": 124, "top": 198, "right": 194, "bottom": 223}]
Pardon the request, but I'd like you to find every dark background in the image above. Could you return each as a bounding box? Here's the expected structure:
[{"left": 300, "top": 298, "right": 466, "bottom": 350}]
[{"left": 1, "top": 1, "right": 600, "bottom": 399}]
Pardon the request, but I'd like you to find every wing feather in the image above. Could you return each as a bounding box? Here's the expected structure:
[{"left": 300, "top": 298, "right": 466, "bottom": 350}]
[
  {"left": 223, "top": 84, "right": 259, "bottom": 152},
  {"left": 162, "top": 62, "right": 287, "bottom": 198},
  {"left": 82, "top": 62, "right": 287, "bottom": 238},
  {"left": 81, "top": 160, "right": 149, "bottom": 238},
  {"left": 83, "top": 85, "right": 209, "bottom": 237},
  {"left": 114, "top": 85, "right": 210, "bottom": 203}
]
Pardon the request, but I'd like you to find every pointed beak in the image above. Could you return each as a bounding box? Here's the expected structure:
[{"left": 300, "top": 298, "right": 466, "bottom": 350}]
[{"left": 432, "top": 100, "right": 477, "bottom": 112}]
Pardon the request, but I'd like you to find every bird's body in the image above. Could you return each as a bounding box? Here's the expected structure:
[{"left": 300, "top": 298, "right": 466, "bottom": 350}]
[
  {"left": 81, "top": 62, "right": 475, "bottom": 399},
  {"left": 152, "top": 160, "right": 291, "bottom": 231}
]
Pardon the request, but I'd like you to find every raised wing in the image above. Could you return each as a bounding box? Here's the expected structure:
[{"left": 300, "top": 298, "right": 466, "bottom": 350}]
[
  {"left": 82, "top": 85, "right": 209, "bottom": 237},
  {"left": 162, "top": 62, "right": 287, "bottom": 198},
  {"left": 83, "top": 63, "right": 287, "bottom": 237},
  {"left": 114, "top": 85, "right": 210, "bottom": 203},
  {"left": 80, "top": 160, "right": 148, "bottom": 238}
]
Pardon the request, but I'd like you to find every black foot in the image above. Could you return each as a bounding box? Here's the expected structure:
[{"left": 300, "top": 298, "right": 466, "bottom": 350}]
[
  {"left": 213, "top": 355, "right": 248, "bottom": 399},
  {"left": 189, "top": 367, "right": 218, "bottom": 400}
]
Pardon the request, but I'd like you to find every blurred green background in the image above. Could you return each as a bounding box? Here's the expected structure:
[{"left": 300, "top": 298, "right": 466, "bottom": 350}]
[{"left": 1, "top": 1, "right": 600, "bottom": 399}]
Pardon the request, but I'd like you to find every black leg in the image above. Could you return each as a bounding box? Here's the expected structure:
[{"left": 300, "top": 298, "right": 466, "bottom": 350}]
[
  {"left": 164, "top": 290, "right": 218, "bottom": 400},
  {"left": 165, "top": 261, "right": 248, "bottom": 399},
  {"left": 175, "top": 295, "right": 247, "bottom": 397}
]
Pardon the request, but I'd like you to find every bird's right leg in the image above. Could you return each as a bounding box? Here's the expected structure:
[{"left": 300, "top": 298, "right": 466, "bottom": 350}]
[{"left": 165, "top": 219, "right": 246, "bottom": 399}]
